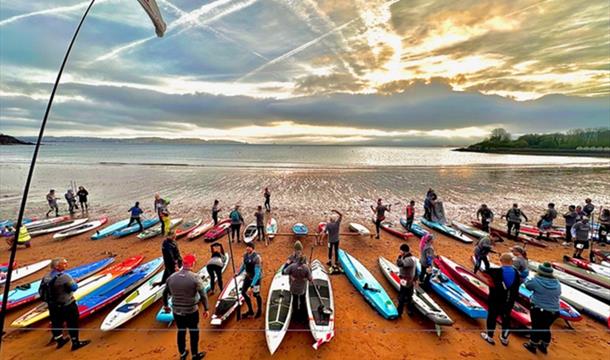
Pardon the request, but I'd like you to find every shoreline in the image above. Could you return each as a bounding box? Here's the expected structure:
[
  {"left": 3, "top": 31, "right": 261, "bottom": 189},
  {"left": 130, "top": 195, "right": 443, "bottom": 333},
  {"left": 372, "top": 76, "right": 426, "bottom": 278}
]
[{"left": 454, "top": 147, "right": 610, "bottom": 158}]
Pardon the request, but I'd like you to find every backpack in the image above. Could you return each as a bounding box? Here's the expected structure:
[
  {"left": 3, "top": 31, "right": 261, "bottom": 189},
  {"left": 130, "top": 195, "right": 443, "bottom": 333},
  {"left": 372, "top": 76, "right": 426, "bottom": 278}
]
[
  {"left": 39, "top": 274, "right": 60, "bottom": 304},
  {"left": 230, "top": 211, "right": 240, "bottom": 222}
]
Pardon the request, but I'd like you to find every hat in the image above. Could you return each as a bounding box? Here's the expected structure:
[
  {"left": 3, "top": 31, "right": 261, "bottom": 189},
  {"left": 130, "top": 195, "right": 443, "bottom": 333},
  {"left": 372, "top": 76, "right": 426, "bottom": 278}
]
[
  {"left": 183, "top": 254, "right": 196, "bottom": 268},
  {"left": 294, "top": 240, "right": 303, "bottom": 251},
  {"left": 246, "top": 242, "right": 255, "bottom": 249},
  {"left": 537, "top": 262, "right": 554, "bottom": 277},
  {"left": 400, "top": 244, "right": 410, "bottom": 253}
]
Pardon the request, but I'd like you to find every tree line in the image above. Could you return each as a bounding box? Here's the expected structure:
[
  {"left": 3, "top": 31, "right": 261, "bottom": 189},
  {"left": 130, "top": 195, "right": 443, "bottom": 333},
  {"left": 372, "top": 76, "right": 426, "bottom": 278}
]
[{"left": 468, "top": 128, "right": 610, "bottom": 150}]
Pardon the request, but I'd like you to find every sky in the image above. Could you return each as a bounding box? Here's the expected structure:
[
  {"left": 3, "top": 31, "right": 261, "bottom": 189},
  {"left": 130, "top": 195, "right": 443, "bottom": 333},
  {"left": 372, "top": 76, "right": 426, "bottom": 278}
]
[{"left": 0, "top": 0, "right": 609, "bottom": 145}]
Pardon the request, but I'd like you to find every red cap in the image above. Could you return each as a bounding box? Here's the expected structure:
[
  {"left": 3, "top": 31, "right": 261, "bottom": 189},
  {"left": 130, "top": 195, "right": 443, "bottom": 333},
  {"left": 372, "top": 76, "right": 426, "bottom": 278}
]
[{"left": 183, "top": 254, "right": 196, "bottom": 268}]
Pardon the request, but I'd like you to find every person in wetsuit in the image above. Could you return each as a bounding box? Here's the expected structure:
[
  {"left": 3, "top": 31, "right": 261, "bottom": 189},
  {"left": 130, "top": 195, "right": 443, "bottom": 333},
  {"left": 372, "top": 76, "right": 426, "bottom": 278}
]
[
  {"left": 239, "top": 242, "right": 263, "bottom": 318},
  {"left": 371, "top": 198, "right": 391, "bottom": 239}
]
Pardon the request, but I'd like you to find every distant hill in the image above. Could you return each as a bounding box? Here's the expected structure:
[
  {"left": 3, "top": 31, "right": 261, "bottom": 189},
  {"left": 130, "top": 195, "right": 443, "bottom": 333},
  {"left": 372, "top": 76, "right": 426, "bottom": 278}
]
[
  {"left": 0, "top": 134, "right": 33, "bottom": 145},
  {"left": 20, "top": 136, "right": 245, "bottom": 145}
]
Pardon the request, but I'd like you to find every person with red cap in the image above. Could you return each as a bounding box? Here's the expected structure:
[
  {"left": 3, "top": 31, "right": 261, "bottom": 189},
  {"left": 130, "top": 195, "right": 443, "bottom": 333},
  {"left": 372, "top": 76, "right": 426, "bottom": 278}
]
[{"left": 163, "top": 253, "right": 209, "bottom": 360}]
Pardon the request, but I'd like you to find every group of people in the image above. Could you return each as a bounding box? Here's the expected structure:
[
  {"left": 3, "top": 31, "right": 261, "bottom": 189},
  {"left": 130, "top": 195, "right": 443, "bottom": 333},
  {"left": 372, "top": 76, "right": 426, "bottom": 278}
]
[{"left": 45, "top": 187, "right": 89, "bottom": 217}]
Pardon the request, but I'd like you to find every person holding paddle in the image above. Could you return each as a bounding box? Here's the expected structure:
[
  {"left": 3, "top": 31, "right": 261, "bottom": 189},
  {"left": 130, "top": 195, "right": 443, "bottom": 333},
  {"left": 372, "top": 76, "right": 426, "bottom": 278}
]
[{"left": 396, "top": 244, "right": 417, "bottom": 317}]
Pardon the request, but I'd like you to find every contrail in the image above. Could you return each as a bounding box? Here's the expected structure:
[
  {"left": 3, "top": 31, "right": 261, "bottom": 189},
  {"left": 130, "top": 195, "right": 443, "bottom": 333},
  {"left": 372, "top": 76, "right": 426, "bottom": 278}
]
[
  {"left": 0, "top": 0, "right": 109, "bottom": 27},
  {"left": 94, "top": 36, "right": 155, "bottom": 62},
  {"left": 238, "top": 19, "right": 356, "bottom": 81}
]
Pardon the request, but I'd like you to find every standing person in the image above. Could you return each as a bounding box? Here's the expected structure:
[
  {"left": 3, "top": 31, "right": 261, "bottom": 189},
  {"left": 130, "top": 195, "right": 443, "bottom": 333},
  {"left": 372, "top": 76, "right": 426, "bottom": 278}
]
[
  {"left": 575, "top": 205, "right": 586, "bottom": 219},
  {"left": 163, "top": 254, "right": 209, "bottom": 360},
  {"left": 127, "top": 202, "right": 144, "bottom": 232},
  {"left": 423, "top": 189, "right": 434, "bottom": 221},
  {"left": 315, "top": 222, "right": 327, "bottom": 246},
  {"left": 254, "top": 206, "right": 265, "bottom": 242},
  {"left": 206, "top": 243, "right": 226, "bottom": 294},
  {"left": 396, "top": 244, "right": 417, "bottom": 317},
  {"left": 39, "top": 258, "right": 90, "bottom": 350},
  {"left": 65, "top": 189, "right": 78, "bottom": 214},
  {"left": 76, "top": 186, "right": 89, "bottom": 212},
  {"left": 418, "top": 233, "right": 435, "bottom": 288},
  {"left": 211, "top": 200, "right": 221, "bottom": 226},
  {"left": 404, "top": 200, "right": 415, "bottom": 231},
  {"left": 229, "top": 205, "right": 244, "bottom": 243},
  {"left": 46, "top": 189, "right": 59, "bottom": 217},
  {"left": 239, "top": 242, "right": 263, "bottom": 318},
  {"left": 572, "top": 217, "right": 591, "bottom": 259},
  {"left": 503, "top": 203, "right": 528, "bottom": 239},
  {"left": 263, "top": 187, "right": 271, "bottom": 212},
  {"left": 537, "top": 203, "right": 557, "bottom": 239},
  {"left": 523, "top": 262, "right": 561, "bottom": 354},
  {"left": 371, "top": 198, "right": 391, "bottom": 239},
  {"left": 154, "top": 193, "right": 166, "bottom": 235},
  {"left": 283, "top": 255, "right": 312, "bottom": 322},
  {"left": 480, "top": 253, "right": 521, "bottom": 346},
  {"left": 598, "top": 208, "right": 609, "bottom": 244},
  {"left": 156, "top": 231, "right": 182, "bottom": 285},
  {"left": 286, "top": 241, "right": 304, "bottom": 266},
  {"left": 562, "top": 205, "right": 578, "bottom": 246},
  {"left": 511, "top": 246, "right": 529, "bottom": 282},
  {"left": 476, "top": 204, "right": 494, "bottom": 232},
  {"left": 325, "top": 210, "right": 343, "bottom": 268},
  {"left": 473, "top": 234, "right": 499, "bottom": 274},
  {"left": 160, "top": 199, "right": 171, "bottom": 236},
  {"left": 583, "top": 198, "right": 595, "bottom": 218}
]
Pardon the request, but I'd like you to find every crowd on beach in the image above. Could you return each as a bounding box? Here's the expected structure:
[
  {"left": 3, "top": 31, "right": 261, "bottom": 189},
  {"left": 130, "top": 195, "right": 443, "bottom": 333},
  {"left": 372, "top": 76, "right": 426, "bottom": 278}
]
[{"left": 4, "top": 185, "right": 609, "bottom": 359}]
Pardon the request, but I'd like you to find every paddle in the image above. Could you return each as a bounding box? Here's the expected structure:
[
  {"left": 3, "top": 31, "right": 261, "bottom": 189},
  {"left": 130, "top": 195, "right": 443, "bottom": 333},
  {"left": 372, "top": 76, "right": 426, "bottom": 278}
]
[{"left": 309, "top": 246, "right": 333, "bottom": 316}]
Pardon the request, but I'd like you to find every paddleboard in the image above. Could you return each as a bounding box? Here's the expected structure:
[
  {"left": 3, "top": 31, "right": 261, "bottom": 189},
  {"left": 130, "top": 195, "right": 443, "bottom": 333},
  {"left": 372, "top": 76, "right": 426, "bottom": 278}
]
[
  {"left": 113, "top": 218, "right": 160, "bottom": 238},
  {"left": 137, "top": 218, "right": 182, "bottom": 240},
  {"left": 399, "top": 218, "right": 427, "bottom": 238},
  {"left": 243, "top": 222, "right": 258, "bottom": 244},
  {"left": 92, "top": 219, "right": 130, "bottom": 240},
  {"left": 292, "top": 223, "right": 308, "bottom": 236},
  {"left": 552, "top": 262, "right": 610, "bottom": 289},
  {"left": 53, "top": 217, "right": 108, "bottom": 240},
  {"left": 376, "top": 219, "right": 411, "bottom": 240},
  {"left": 420, "top": 218, "right": 473, "bottom": 243},
  {"left": 0, "top": 218, "right": 34, "bottom": 228},
  {"left": 187, "top": 220, "right": 214, "bottom": 240},
  {"left": 307, "top": 259, "right": 335, "bottom": 349},
  {"left": 265, "top": 265, "right": 293, "bottom": 355},
  {"left": 563, "top": 256, "right": 610, "bottom": 278},
  {"left": 471, "top": 221, "right": 548, "bottom": 248},
  {"left": 451, "top": 221, "right": 489, "bottom": 239},
  {"left": 338, "top": 249, "right": 398, "bottom": 319},
  {"left": 203, "top": 219, "right": 231, "bottom": 242},
  {"left": 175, "top": 219, "right": 203, "bottom": 238},
  {"left": 266, "top": 218, "right": 278, "bottom": 240},
  {"left": 29, "top": 218, "right": 89, "bottom": 237},
  {"left": 348, "top": 223, "right": 370, "bottom": 236},
  {"left": 528, "top": 261, "right": 609, "bottom": 303},
  {"left": 210, "top": 272, "right": 246, "bottom": 326},
  {"left": 429, "top": 268, "right": 487, "bottom": 319},
  {"left": 0, "top": 259, "right": 51, "bottom": 285},
  {"left": 24, "top": 216, "right": 71, "bottom": 231}
]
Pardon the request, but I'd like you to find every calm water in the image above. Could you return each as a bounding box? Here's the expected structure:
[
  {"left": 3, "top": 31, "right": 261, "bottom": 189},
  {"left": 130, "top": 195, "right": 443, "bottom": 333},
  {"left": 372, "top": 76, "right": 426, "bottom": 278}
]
[{"left": 1, "top": 143, "right": 608, "bottom": 221}]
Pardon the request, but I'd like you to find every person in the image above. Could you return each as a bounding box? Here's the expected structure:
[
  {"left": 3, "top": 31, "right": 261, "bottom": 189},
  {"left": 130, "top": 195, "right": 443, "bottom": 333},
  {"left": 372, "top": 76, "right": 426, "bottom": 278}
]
[
  {"left": 511, "top": 246, "right": 529, "bottom": 281},
  {"left": 480, "top": 253, "right": 521, "bottom": 346},
  {"left": 502, "top": 203, "right": 528, "bottom": 239},
  {"left": 46, "top": 189, "right": 59, "bottom": 217},
  {"left": 127, "top": 201, "right": 144, "bottom": 232},
  {"left": 76, "top": 186, "right": 89, "bottom": 212},
  {"left": 572, "top": 217, "right": 591, "bottom": 259},
  {"left": 157, "top": 231, "right": 182, "bottom": 285},
  {"left": 396, "top": 244, "right": 417, "bottom": 317},
  {"left": 583, "top": 198, "right": 595, "bottom": 217},
  {"left": 423, "top": 188, "right": 436, "bottom": 221},
  {"left": 160, "top": 199, "right": 171, "bottom": 236},
  {"left": 39, "top": 258, "right": 90, "bottom": 351},
  {"left": 598, "top": 208, "right": 609, "bottom": 244},
  {"left": 263, "top": 187, "right": 271, "bottom": 212},
  {"left": 575, "top": 205, "right": 586, "bottom": 220},
  {"left": 255, "top": 206, "right": 265, "bottom": 242},
  {"left": 239, "top": 242, "right": 262, "bottom": 318},
  {"left": 212, "top": 200, "right": 221, "bottom": 226},
  {"left": 371, "top": 198, "right": 391, "bottom": 239},
  {"left": 4, "top": 225, "right": 32, "bottom": 248},
  {"left": 476, "top": 204, "right": 494, "bottom": 232},
  {"left": 206, "top": 243, "right": 226, "bottom": 294},
  {"left": 229, "top": 205, "right": 244, "bottom": 243},
  {"left": 282, "top": 254, "right": 312, "bottom": 322},
  {"left": 163, "top": 254, "right": 209, "bottom": 360},
  {"left": 325, "top": 210, "right": 343, "bottom": 268},
  {"left": 418, "top": 233, "right": 435, "bottom": 288},
  {"left": 523, "top": 262, "right": 561, "bottom": 354},
  {"left": 562, "top": 205, "right": 578, "bottom": 246},
  {"left": 64, "top": 189, "right": 78, "bottom": 215},
  {"left": 154, "top": 193, "right": 167, "bottom": 235},
  {"left": 473, "top": 234, "right": 499, "bottom": 274},
  {"left": 316, "top": 222, "right": 327, "bottom": 246},
  {"left": 287, "top": 240, "right": 304, "bottom": 265},
  {"left": 404, "top": 200, "right": 415, "bottom": 231},
  {"left": 537, "top": 203, "right": 557, "bottom": 239}
]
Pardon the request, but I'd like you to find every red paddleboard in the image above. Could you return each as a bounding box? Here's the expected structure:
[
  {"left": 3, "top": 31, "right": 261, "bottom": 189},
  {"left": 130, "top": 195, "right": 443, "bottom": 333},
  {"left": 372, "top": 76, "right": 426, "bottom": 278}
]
[
  {"left": 373, "top": 218, "right": 412, "bottom": 240},
  {"left": 204, "top": 219, "right": 231, "bottom": 242},
  {"left": 471, "top": 221, "right": 547, "bottom": 248},
  {"left": 175, "top": 219, "right": 203, "bottom": 238}
]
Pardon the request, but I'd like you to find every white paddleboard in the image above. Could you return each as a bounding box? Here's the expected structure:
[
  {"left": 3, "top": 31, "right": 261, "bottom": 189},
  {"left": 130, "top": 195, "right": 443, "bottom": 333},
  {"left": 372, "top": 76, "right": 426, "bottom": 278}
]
[{"left": 0, "top": 259, "right": 51, "bottom": 285}]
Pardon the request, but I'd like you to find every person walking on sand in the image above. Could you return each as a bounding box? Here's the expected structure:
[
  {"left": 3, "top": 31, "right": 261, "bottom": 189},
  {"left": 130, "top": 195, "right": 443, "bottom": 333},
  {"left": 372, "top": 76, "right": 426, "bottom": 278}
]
[
  {"left": 562, "top": 205, "right": 578, "bottom": 246},
  {"left": 212, "top": 200, "right": 221, "bottom": 226},
  {"left": 480, "top": 253, "right": 521, "bottom": 346},
  {"left": 65, "top": 189, "right": 78, "bottom": 215},
  {"left": 156, "top": 231, "right": 182, "bottom": 285},
  {"left": 76, "top": 186, "right": 89, "bottom": 212},
  {"left": 418, "top": 233, "right": 435, "bottom": 288},
  {"left": 283, "top": 254, "right": 312, "bottom": 323},
  {"left": 404, "top": 200, "right": 415, "bottom": 231},
  {"left": 46, "top": 189, "right": 59, "bottom": 217},
  {"left": 325, "top": 210, "right": 343, "bottom": 268},
  {"left": 598, "top": 208, "right": 609, "bottom": 244},
  {"left": 127, "top": 202, "right": 144, "bottom": 232},
  {"left": 511, "top": 246, "right": 529, "bottom": 281},
  {"left": 206, "top": 243, "right": 226, "bottom": 294},
  {"left": 163, "top": 254, "right": 209, "bottom": 360},
  {"left": 523, "top": 262, "right": 561, "bottom": 354},
  {"left": 229, "top": 205, "right": 244, "bottom": 243},
  {"left": 40, "top": 258, "right": 90, "bottom": 351},
  {"left": 537, "top": 203, "right": 557, "bottom": 239},
  {"left": 263, "top": 187, "right": 271, "bottom": 212},
  {"left": 502, "top": 203, "right": 528, "bottom": 239},
  {"left": 371, "top": 198, "right": 391, "bottom": 239},
  {"left": 239, "top": 242, "right": 263, "bottom": 318},
  {"left": 396, "top": 244, "right": 417, "bottom": 317},
  {"left": 255, "top": 206, "right": 265, "bottom": 242},
  {"left": 572, "top": 217, "right": 591, "bottom": 259},
  {"left": 473, "top": 234, "right": 499, "bottom": 274},
  {"left": 476, "top": 204, "right": 494, "bottom": 232},
  {"left": 154, "top": 193, "right": 167, "bottom": 235}
]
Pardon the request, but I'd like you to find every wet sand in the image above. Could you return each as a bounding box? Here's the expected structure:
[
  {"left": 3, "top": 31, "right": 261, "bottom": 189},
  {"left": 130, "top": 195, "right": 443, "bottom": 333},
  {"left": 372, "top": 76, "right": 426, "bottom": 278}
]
[{"left": 1, "top": 209, "right": 609, "bottom": 360}]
